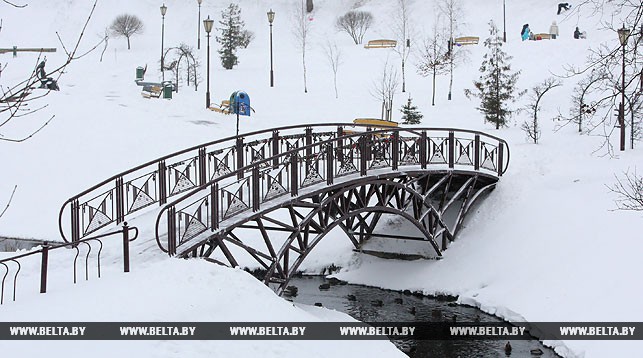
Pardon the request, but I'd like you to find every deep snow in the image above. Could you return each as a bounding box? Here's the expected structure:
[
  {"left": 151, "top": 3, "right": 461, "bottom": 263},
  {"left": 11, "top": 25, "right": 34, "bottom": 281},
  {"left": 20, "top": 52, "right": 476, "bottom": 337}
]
[{"left": 1, "top": 0, "right": 642, "bottom": 357}]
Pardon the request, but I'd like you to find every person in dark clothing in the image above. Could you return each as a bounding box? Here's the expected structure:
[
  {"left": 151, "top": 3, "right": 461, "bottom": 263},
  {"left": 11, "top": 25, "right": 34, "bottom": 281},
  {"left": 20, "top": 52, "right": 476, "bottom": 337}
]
[
  {"left": 574, "top": 26, "right": 581, "bottom": 39},
  {"left": 557, "top": 3, "right": 571, "bottom": 15},
  {"left": 505, "top": 342, "right": 512, "bottom": 356},
  {"left": 35, "top": 58, "right": 59, "bottom": 91}
]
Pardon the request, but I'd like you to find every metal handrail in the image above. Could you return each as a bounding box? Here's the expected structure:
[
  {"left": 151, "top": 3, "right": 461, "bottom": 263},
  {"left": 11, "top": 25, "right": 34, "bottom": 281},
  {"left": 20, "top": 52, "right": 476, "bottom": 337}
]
[
  {"left": 58, "top": 123, "right": 511, "bottom": 244},
  {"left": 154, "top": 127, "right": 510, "bottom": 255},
  {"left": 0, "top": 223, "right": 138, "bottom": 304}
]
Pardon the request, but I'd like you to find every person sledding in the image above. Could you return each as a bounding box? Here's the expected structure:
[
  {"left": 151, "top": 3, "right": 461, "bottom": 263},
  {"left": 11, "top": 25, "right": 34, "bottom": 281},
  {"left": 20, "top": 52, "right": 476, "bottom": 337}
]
[
  {"left": 35, "top": 58, "right": 59, "bottom": 91},
  {"left": 557, "top": 3, "right": 571, "bottom": 15}
]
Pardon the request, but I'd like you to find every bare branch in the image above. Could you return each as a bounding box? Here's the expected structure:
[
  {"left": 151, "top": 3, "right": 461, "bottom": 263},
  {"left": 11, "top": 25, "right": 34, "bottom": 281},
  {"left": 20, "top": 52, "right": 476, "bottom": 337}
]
[
  {"left": 0, "top": 185, "right": 17, "bottom": 219},
  {"left": 1, "top": 0, "right": 27, "bottom": 8},
  {"left": 607, "top": 168, "right": 643, "bottom": 211}
]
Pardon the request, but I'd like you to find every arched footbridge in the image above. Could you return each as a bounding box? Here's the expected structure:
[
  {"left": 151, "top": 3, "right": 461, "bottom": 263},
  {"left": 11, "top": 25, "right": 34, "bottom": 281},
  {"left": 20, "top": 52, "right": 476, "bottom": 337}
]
[{"left": 59, "top": 124, "right": 509, "bottom": 294}]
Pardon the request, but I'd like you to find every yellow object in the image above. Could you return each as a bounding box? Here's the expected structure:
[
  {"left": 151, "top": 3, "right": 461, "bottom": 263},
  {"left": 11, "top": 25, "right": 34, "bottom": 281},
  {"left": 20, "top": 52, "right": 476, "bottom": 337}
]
[
  {"left": 364, "top": 39, "right": 397, "bottom": 49},
  {"left": 454, "top": 36, "right": 479, "bottom": 45},
  {"left": 353, "top": 118, "right": 399, "bottom": 128}
]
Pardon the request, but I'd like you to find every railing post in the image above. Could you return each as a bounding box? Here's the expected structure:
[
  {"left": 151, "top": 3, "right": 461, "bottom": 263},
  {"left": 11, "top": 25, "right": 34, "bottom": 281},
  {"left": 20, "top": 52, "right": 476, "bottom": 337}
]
[
  {"left": 336, "top": 126, "right": 344, "bottom": 162},
  {"left": 252, "top": 166, "right": 260, "bottom": 212},
  {"left": 498, "top": 142, "right": 504, "bottom": 177},
  {"left": 236, "top": 137, "right": 244, "bottom": 179},
  {"left": 198, "top": 147, "right": 207, "bottom": 186},
  {"left": 290, "top": 151, "right": 299, "bottom": 196},
  {"left": 158, "top": 160, "right": 167, "bottom": 205},
  {"left": 71, "top": 199, "right": 80, "bottom": 242},
  {"left": 326, "top": 142, "right": 334, "bottom": 185},
  {"left": 474, "top": 135, "right": 480, "bottom": 171},
  {"left": 448, "top": 131, "right": 455, "bottom": 169},
  {"left": 392, "top": 131, "right": 399, "bottom": 171},
  {"left": 167, "top": 206, "right": 176, "bottom": 255},
  {"left": 305, "top": 127, "right": 313, "bottom": 174},
  {"left": 115, "top": 177, "right": 125, "bottom": 223},
  {"left": 211, "top": 183, "right": 219, "bottom": 230},
  {"left": 122, "top": 222, "right": 130, "bottom": 273},
  {"left": 40, "top": 243, "right": 49, "bottom": 293},
  {"left": 420, "top": 131, "right": 427, "bottom": 169},
  {"left": 272, "top": 130, "right": 280, "bottom": 168},
  {"left": 359, "top": 135, "right": 367, "bottom": 176}
]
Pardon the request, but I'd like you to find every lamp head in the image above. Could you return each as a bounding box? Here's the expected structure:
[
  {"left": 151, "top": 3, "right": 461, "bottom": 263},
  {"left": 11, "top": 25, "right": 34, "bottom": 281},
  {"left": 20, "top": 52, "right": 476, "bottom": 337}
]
[
  {"left": 204, "top": 16, "right": 214, "bottom": 33},
  {"left": 267, "top": 9, "right": 275, "bottom": 24}
]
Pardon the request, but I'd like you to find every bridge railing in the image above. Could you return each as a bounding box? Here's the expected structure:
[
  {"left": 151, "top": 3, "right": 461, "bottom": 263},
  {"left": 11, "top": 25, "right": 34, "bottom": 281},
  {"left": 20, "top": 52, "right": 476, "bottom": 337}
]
[
  {"left": 0, "top": 224, "right": 138, "bottom": 305},
  {"left": 58, "top": 124, "right": 373, "bottom": 243},
  {"left": 154, "top": 127, "right": 510, "bottom": 256}
]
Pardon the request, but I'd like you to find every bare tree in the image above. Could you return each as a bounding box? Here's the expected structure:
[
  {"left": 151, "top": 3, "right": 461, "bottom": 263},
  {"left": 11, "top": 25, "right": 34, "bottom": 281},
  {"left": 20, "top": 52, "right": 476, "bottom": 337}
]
[
  {"left": 437, "top": 0, "right": 465, "bottom": 100},
  {"left": 392, "top": 0, "right": 413, "bottom": 93},
  {"left": 1, "top": 0, "right": 99, "bottom": 143},
  {"left": 1, "top": 1, "right": 99, "bottom": 218},
  {"left": 607, "top": 168, "right": 643, "bottom": 211},
  {"left": 336, "top": 11, "right": 373, "bottom": 45},
  {"left": 292, "top": 0, "right": 312, "bottom": 93},
  {"left": 559, "top": 0, "right": 642, "bottom": 154},
  {"left": 110, "top": 14, "right": 143, "bottom": 50},
  {"left": 324, "top": 41, "right": 342, "bottom": 99},
  {"left": 416, "top": 17, "right": 450, "bottom": 106},
  {"left": 521, "top": 78, "right": 562, "bottom": 143},
  {"left": 163, "top": 44, "right": 201, "bottom": 93},
  {"left": 371, "top": 60, "right": 399, "bottom": 121}
]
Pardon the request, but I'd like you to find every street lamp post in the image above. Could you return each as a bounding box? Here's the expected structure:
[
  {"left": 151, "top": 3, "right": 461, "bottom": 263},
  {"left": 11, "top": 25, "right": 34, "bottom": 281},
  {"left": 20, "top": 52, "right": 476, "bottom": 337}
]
[
  {"left": 204, "top": 16, "right": 214, "bottom": 109},
  {"left": 197, "top": 0, "right": 203, "bottom": 50},
  {"left": 617, "top": 25, "right": 630, "bottom": 152},
  {"left": 160, "top": 4, "right": 167, "bottom": 82},
  {"left": 267, "top": 9, "right": 275, "bottom": 87},
  {"left": 502, "top": 0, "right": 506, "bottom": 42}
]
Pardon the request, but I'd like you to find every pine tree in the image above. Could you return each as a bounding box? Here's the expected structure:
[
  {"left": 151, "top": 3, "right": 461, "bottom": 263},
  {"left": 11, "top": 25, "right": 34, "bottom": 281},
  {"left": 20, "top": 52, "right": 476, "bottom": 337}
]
[
  {"left": 216, "top": 3, "right": 246, "bottom": 70},
  {"left": 465, "top": 20, "right": 523, "bottom": 129},
  {"left": 400, "top": 97, "right": 423, "bottom": 124}
]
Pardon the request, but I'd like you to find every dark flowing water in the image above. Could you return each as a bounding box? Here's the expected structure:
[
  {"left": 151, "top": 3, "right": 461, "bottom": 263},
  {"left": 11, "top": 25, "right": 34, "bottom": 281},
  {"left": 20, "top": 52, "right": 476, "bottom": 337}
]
[{"left": 288, "top": 276, "right": 560, "bottom": 358}]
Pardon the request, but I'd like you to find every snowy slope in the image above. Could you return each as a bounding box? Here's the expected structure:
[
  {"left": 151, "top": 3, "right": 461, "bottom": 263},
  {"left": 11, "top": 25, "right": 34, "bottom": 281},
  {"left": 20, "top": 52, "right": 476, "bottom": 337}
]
[{"left": 1, "top": 0, "right": 642, "bottom": 357}]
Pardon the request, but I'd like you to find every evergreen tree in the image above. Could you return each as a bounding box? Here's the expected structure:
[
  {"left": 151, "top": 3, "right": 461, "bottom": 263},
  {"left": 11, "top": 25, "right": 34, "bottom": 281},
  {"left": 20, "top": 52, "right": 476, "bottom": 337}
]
[
  {"left": 400, "top": 97, "right": 423, "bottom": 124},
  {"left": 216, "top": 3, "right": 246, "bottom": 70},
  {"left": 465, "top": 20, "right": 523, "bottom": 129}
]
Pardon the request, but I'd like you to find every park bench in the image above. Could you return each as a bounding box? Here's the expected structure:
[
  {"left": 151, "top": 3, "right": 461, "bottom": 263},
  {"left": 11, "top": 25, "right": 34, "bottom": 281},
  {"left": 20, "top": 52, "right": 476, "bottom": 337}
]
[
  {"left": 346, "top": 118, "right": 399, "bottom": 137},
  {"left": 364, "top": 39, "right": 397, "bottom": 49},
  {"left": 454, "top": 36, "right": 479, "bottom": 45},
  {"left": 210, "top": 99, "right": 231, "bottom": 114},
  {"left": 141, "top": 84, "right": 162, "bottom": 99}
]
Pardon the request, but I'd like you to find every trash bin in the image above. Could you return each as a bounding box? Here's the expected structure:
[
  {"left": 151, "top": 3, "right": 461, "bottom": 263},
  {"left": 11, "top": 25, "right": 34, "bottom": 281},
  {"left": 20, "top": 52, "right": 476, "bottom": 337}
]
[
  {"left": 163, "top": 82, "right": 173, "bottom": 99},
  {"left": 136, "top": 66, "right": 145, "bottom": 81}
]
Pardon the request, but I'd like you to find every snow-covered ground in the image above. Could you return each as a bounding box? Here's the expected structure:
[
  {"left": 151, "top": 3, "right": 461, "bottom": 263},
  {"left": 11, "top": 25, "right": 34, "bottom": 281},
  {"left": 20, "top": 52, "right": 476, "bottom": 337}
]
[{"left": 1, "top": 0, "right": 641, "bottom": 357}]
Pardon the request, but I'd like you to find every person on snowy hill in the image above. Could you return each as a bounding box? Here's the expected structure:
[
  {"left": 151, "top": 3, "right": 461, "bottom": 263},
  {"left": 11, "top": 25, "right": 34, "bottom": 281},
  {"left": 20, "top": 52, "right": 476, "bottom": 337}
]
[
  {"left": 557, "top": 3, "right": 571, "bottom": 15},
  {"left": 549, "top": 21, "right": 559, "bottom": 39},
  {"left": 573, "top": 26, "right": 586, "bottom": 39},
  {"left": 35, "top": 57, "right": 60, "bottom": 91},
  {"left": 521, "top": 24, "right": 530, "bottom": 41}
]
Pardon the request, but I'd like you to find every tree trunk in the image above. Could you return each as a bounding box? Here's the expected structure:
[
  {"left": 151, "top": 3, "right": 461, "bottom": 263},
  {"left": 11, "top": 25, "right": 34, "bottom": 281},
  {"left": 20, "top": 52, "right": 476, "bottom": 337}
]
[
  {"left": 303, "top": 51, "right": 308, "bottom": 93},
  {"left": 333, "top": 72, "right": 338, "bottom": 99},
  {"left": 126, "top": 36, "right": 131, "bottom": 50},
  {"left": 432, "top": 68, "right": 436, "bottom": 106},
  {"left": 448, "top": 58, "right": 454, "bottom": 100},
  {"left": 401, "top": 59, "right": 406, "bottom": 93}
]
